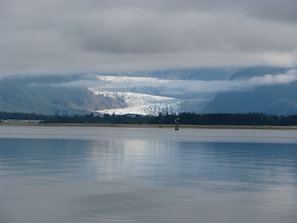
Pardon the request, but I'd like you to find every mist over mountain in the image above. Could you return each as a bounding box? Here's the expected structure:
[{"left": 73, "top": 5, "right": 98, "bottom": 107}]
[
  {"left": 203, "top": 67, "right": 297, "bottom": 115},
  {"left": 0, "top": 66, "right": 296, "bottom": 116}
]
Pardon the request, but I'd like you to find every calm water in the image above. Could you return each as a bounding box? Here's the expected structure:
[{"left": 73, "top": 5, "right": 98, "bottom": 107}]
[{"left": 0, "top": 126, "right": 297, "bottom": 223}]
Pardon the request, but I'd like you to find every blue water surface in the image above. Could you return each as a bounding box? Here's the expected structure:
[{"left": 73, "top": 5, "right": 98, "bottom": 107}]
[{"left": 0, "top": 126, "right": 296, "bottom": 223}]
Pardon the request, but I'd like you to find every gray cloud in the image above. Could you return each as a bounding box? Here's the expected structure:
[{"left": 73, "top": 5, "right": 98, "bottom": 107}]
[
  {"left": 83, "top": 0, "right": 297, "bottom": 23},
  {"left": 1, "top": 0, "right": 297, "bottom": 75}
]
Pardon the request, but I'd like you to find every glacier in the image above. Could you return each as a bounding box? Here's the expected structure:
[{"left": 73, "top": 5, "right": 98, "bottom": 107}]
[
  {"left": 87, "top": 74, "right": 212, "bottom": 116},
  {"left": 89, "top": 90, "right": 181, "bottom": 116}
]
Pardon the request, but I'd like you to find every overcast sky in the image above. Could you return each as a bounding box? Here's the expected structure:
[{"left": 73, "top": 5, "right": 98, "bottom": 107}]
[{"left": 1, "top": 0, "right": 297, "bottom": 75}]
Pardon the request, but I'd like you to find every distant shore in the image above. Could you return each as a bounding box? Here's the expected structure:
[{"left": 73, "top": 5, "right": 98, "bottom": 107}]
[{"left": 1, "top": 122, "right": 297, "bottom": 130}]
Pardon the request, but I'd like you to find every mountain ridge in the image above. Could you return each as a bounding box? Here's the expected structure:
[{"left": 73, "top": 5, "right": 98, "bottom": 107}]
[{"left": 0, "top": 66, "right": 296, "bottom": 116}]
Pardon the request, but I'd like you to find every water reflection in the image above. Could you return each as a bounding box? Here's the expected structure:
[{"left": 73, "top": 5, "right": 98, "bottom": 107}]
[
  {"left": 0, "top": 127, "right": 297, "bottom": 223},
  {"left": 1, "top": 137, "right": 296, "bottom": 188}
]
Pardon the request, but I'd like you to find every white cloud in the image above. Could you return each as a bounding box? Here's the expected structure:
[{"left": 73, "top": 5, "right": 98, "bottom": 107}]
[{"left": 247, "top": 69, "right": 297, "bottom": 86}]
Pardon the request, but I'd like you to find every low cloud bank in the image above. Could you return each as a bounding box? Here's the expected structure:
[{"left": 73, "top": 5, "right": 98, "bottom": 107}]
[
  {"left": 49, "top": 69, "right": 297, "bottom": 98},
  {"left": 247, "top": 69, "right": 297, "bottom": 86}
]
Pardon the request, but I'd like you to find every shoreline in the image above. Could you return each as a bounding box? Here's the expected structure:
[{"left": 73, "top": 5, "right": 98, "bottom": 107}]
[{"left": 1, "top": 122, "right": 297, "bottom": 130}]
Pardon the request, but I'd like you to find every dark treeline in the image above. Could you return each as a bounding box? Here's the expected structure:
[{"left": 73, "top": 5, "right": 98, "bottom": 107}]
[{"left": 1, "top": 111, "right": 297, "bottom": 126}]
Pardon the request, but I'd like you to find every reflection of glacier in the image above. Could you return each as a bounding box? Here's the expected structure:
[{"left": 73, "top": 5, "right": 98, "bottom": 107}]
[{"left": 90, "top": 90, "right": 181, "bottom": 116}]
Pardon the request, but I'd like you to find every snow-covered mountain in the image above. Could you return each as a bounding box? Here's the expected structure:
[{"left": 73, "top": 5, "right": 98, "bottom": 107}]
[
  {"left": 89, "top": 90, "right": 180, "bottom": 116},
  {"left": 87, "top": 74, "right": 213, "bottom": 116},
  {"left": 1, "top": 67, "right": 297, "bottom": 116}
]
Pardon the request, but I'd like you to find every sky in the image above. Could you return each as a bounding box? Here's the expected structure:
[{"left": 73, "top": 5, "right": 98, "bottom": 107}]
[{"left": 1, "top": 0, "right": 297, "bottom": 76}]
